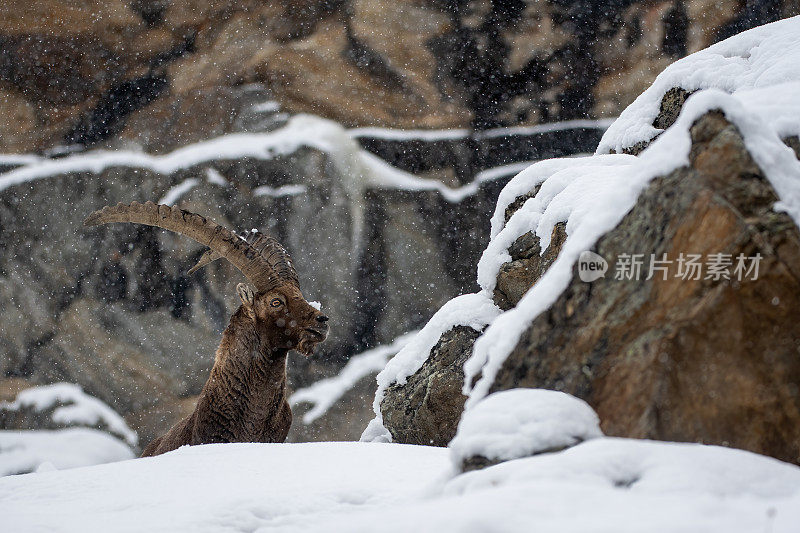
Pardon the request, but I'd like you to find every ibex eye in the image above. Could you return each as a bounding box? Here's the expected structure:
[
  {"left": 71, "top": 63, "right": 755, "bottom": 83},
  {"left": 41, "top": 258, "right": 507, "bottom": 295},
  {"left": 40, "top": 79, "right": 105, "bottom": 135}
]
[{"left": 270, "top": 298, "right": 282, "bottom": 308}]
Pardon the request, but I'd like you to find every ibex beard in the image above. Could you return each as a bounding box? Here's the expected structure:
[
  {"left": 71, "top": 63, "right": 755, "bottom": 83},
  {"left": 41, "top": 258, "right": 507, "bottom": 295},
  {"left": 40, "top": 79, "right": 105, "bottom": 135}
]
[{"left": 84, "top": 201, "right": 329, "bottom": 457}]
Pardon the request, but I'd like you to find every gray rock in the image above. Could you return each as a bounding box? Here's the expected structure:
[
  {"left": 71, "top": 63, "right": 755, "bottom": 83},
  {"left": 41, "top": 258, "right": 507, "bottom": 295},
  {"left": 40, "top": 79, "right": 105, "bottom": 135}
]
[{"left": 380, "top": 326, "right": 480, "bottom": 447}]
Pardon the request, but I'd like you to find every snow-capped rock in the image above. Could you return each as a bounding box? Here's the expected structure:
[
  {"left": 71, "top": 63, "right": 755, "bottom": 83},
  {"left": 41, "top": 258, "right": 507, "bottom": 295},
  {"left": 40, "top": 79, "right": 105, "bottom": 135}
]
[
  {"left": 449, "top": 389, "right": 602, "bottom": 471},
  {"left": 376, "top": 16, "right": 800, "bottom": 465}
]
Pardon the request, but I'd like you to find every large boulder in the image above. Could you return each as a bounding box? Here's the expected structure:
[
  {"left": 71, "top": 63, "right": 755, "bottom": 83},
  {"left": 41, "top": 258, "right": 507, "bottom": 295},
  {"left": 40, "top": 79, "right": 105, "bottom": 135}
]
[
  {"left": 380, "top": 104, "right": 800, "bottom": 463},
  {"left": 490, "top": 111, "right": 800, "bottom": 463}
]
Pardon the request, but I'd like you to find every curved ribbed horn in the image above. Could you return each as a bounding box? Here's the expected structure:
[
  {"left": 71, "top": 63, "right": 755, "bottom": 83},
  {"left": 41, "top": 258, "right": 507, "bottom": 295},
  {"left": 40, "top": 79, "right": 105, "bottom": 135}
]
[
  {"left": 187, "top": 230, "right": 297, "bottom": 284},
  {"left": 84, "top": 202, "right": 298, "bottom": 292}
]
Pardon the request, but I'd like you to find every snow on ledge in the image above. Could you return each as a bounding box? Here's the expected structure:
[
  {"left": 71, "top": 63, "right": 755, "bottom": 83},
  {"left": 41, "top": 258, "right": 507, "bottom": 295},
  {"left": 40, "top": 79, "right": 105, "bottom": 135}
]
[
  {"left": 252, "top": 183, "right": 308, "bottom": 197},
  {"left": 360, "top": 152, "right": 535, "bottom": 203},
  {"left": 0, "top": 114, "right": 544, "bottom": 206},
  {"left": 349, "top": 118, "right": 613, "bottom": 141},
  {"left": 598, "top": 16, "right": 800, "bottom": 155},
  {"left": 2, "top": 383, "right": 138, "bottom": 447},
  {"left": 158, "top": 177, "right": 199, "bottom": 205}
]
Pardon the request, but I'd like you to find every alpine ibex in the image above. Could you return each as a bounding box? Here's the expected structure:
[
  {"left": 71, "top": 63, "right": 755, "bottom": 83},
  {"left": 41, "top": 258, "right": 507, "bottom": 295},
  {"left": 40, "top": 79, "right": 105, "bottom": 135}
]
[{"left": 84, "top": 202, "right": 329, "bottom": 457}]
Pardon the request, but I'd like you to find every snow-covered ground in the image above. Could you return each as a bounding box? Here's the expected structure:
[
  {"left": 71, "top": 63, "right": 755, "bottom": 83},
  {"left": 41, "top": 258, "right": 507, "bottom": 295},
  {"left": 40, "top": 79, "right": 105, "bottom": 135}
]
[
  {"left": 0, "top": 384, "right": 139, "bottom": 476},
  {"left": 0, "top": 429, "right": 135, "bottom": 477},
  {"left": 1, "top": 435, "right": 798, "bottom": 532}
]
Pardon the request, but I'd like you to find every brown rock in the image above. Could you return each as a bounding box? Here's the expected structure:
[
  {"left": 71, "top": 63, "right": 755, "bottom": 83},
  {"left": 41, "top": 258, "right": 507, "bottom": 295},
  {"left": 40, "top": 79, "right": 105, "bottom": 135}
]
[
  {"left": 653, "top": 87, "right": 694, "bottom": 131},
  {"left": 0, "top": 90, "right": 38, "bottom": 152},
  {"left": 494, "top": 223, "right": 567, "bottom": 310},
  {"left": 381, "top": 110, "right": 800, "bottom": 465},
  {"left": 489, "top": 111, "right": 800, "bottom": 464}
]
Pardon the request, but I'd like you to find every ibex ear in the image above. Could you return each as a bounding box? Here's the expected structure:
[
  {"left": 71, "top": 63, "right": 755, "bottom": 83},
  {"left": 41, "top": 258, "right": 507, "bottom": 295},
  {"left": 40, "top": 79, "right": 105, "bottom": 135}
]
[{"left": 236, "top": 283, "right": 255, "bottom": 317}]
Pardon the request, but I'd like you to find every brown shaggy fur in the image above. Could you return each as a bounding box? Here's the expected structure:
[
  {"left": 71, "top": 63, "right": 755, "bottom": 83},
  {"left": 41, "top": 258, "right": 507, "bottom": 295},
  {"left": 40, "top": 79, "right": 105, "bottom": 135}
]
[{"left": 141, "top": 284, "right": 328, "bottom": 457}]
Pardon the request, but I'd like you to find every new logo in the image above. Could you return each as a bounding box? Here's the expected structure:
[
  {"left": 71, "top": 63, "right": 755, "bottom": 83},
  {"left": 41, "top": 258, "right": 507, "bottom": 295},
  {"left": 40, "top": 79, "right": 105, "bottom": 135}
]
[{"left": 578, "top": 251, "right": 608, "bottom": 282}]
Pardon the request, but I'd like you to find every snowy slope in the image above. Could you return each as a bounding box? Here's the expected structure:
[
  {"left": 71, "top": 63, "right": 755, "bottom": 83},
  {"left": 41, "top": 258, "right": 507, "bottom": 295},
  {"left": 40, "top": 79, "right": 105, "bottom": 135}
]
[
  {"left": 1, "top": 439, "right": 798, "bottom": 532},
  {"left": 0, "top": 429, "right": 135, "bottom": 477},
  {"left": 0, "top": 442, "right": 448, "bottom": 532}
]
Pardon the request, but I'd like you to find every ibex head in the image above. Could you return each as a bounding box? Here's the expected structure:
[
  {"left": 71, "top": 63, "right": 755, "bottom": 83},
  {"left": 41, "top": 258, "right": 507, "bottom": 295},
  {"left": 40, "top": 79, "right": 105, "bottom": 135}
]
[
  {"left": 235, "top": 283, "right": 328, "bottom": 357},
  {"left": 85, "top": 201, "right": 329, "bottom": 356}
]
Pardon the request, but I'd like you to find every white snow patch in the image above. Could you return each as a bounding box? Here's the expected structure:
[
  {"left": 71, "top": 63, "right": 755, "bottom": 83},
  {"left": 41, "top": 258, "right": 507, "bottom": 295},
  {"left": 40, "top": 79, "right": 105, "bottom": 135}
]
[
  {"left": 0, "top": 115, "right": 368, "bottom": 196},
  {"left": 0, "top": 114, "right": 554, "bottom": 225},
  {"left": 487, "top": 154, "right": 636, "bottom": 241},
  {"left": 291, "top": 332, "right": 417, "bottom": 424},
  {"left": 474, "top": 118, "right": 616, "bottom": 140},
  {"left": 157, "top": 177, "right": 199, "bottom": 205},
  {"left": 478, "top": 154, "right": 635, "bottom": 293},
  {"left": 446, "top": 437, "right": 800, "bottom": 501},
  {"left": 473, "top": 161, "right": 538, "bottom": 183},
  {"left": 251, "top": 100, "right": 281, "bottom": 113},
  {"left": 449, "top": 389, "right": 602, "bottom": 466},
  {"left": 348, "top": 127, "right": 471, "bottom": 141},
  {"left": 362, "top": 151, "right": 530, "bottom": 203},
  {"left": 2, "top": 383, "right": 138, "bottom": 447},
  {"left": 362, "top": 293, "right": 500, "bottom": 442},
  {"left": 308, "top": 301, "right": 322, "bottom": 311},
  {"left": 0, "top": 154, "right": 42, "bottom": 166},
  {"left": 252, "top": 183, "right": 308, "bottom": 197},
  {"left": 204, "top": 167, "right": 229, "bottom": 186},
  {"left": 1, "top": 439, "right": 798, "bottom": 532},
  {"left": 0, "top": 429, "right": 135, "bottom": 477},
  {"left": 348, "top": 118, "right": 612, "bottom": 141}
]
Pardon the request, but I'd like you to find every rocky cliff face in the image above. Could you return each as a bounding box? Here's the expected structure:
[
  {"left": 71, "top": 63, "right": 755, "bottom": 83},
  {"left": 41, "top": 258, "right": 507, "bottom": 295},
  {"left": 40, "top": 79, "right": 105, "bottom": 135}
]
[
  {"left": 2, "top": 0, "right": 795, "bottom": 154},
  {"left": 0, "top": 115, "right": 499, "bottom": 444},
  {"left": 380, "top": 85, "right": 800, "bottom": 464}
]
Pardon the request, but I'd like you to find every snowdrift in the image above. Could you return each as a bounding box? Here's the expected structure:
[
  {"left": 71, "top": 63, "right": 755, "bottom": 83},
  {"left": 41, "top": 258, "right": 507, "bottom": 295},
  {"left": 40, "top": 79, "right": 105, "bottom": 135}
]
[{"left": 1, "top": 435, "right": 799, "bottom": 532}]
